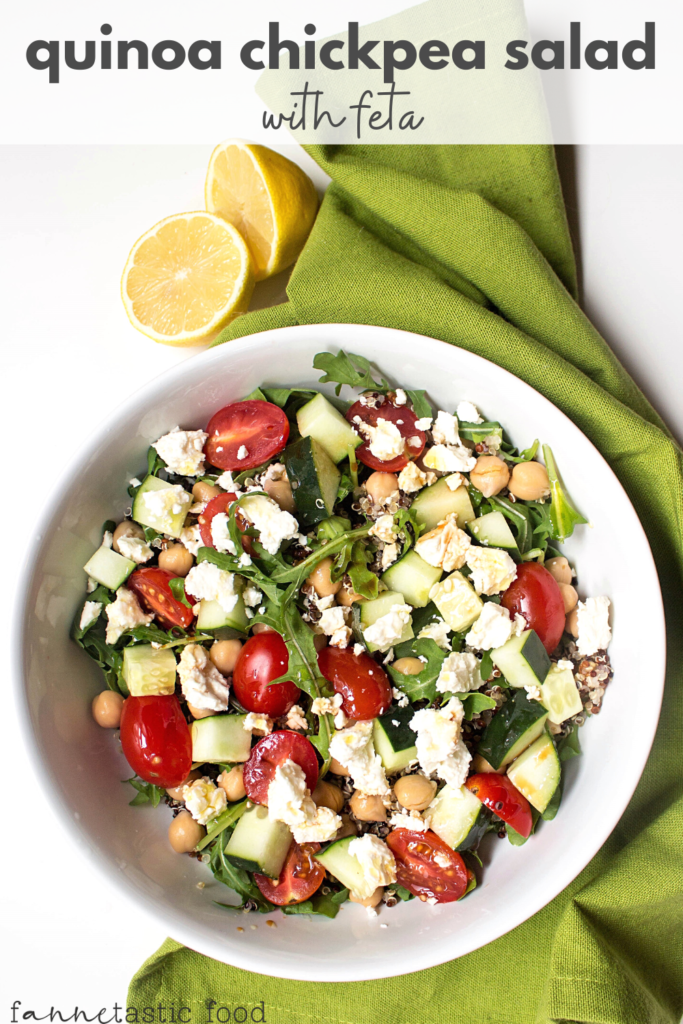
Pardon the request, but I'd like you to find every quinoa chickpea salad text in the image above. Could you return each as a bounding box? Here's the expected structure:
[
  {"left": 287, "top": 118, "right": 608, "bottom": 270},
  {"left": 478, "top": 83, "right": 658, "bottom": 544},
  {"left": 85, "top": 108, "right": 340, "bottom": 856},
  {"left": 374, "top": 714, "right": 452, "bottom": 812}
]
[{"left": 74, "top": 350, "right": 612, "bottom": 918}]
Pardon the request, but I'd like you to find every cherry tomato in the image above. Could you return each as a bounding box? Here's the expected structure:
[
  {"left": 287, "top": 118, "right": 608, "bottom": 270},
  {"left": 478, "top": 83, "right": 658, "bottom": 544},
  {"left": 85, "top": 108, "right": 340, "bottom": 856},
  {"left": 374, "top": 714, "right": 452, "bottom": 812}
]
[
  {"left": 346, "top": 399, "right": 426, "bottom": 472},
  {"left": 317, "top": 647, "right": 392, "bottom": 720},
  {"left": 254, "top": 841, "right": 325, "bottom": 905},
  {"left": 386, "top": 828, "right": 469, "bottom": 903},
  {"left": 465, "top": 773, "right": 533, "bottom": 838},
  {"left": 120, "top": 695, "right": 192, "bottom": 788},
  {"left": 232, "top": 632, "right": 301, "bottom": 717},
  {"left": 204, "top": 400, "right": 289, "bottom": 471},
  {"left": 501, "top": 561, "right": 566, "bottom": 654},
  {"left": 127, "top": 567, "right": 194, "bottom": 630},
  {"left": 243, "top": 731, "right": 319, "bottom": 805},
  {"left": 198, "top": 492, "right": 254, "bottom": 555}
]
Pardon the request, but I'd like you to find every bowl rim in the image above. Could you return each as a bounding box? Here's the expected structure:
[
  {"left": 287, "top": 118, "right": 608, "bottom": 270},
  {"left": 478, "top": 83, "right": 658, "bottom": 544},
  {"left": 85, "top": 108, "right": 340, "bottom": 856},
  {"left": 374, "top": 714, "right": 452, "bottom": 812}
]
[{"left": 13, "top": 322, "right": 666, "bottom": 982}]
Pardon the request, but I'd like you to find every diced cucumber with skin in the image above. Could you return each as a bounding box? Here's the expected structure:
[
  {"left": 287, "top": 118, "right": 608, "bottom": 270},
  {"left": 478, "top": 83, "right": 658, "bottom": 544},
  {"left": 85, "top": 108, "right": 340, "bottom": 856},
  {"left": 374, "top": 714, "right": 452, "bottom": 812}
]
[
  {"left": 132, "top": 475, "right": 191, "bottom": 539},
  {"left": 360, "top": 591, "right": 414, "bottom": 652},
  {"left": 373, "top": 705, "right": 418, "bottom": 772},
  {"left": 381, "top": 549, "right": 442, "bottom": 608},
  {"left": 507, "top": 732, "right": 561, "bottom": 813},
  {"left": 83, "top": 545, "right": 134, "bottom": 590},
  {"left": 195, "top": 596, "right": 249, "bottom": 633},
  {"left": 122, "top": 645, "right": 177, "bottom": 696},
  {"left": 425, "top": 784, "right": 486, "bottom": 851},
  {"left": 468, "top": 511, "right": 519, "bottom": 558},
  {"left": 540, "top": 662, "right": 583, "bottom": 724},
  {"left": 315, "top": 836, "right": 368, "bottom": 897},
  {"left": 458, "top": 422, "right": 503, "bottom": 445},
  {"left": 283, "top": 435, "right": 340, "bottom": 529},
  {"left": 191, "top": 714, "right": 252, "bottom": 763},
  {"left": 491, "top": 629, "right": 551, "bottom": 688},
  {"left": 477, "top": 688, "right": 549, "bottom": 770},
  {"left": 429, "top": 571, "right": 483, "bottom": 633},
  {"left": 225, "top": 803, "right": 292, "bottom": 879},
  {"left": 411, "top": 477, "right": 476, "bottom": 532},
  {"left": 296, "top": 392, "right": 361, "bottom": 464}
]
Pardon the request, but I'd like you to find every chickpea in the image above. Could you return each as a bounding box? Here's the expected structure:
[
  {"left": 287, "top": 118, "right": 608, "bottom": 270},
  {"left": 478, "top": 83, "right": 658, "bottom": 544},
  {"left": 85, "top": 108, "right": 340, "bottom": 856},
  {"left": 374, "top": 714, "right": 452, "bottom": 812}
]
[
  {"left": 210, "top": 639, "right": 242, "bottom": 676},
  {"left": 349, "top": 886, "right": 384, "bottom": 908},
  {"left": 166, "top": 769, "right": 201, "bottom": 801},
  {"left": 393, "top": 774, "right": 436, "bottom": 812},
  {"left": 158, "top": 543, "right": 194, "bottom": 577},
  {"left": 112, "top": 520, "right": 145, "bottom": 554},
  {"left": 252, "top": 623, "right": 277, "bottom": 634},
  {"left": 187, "top": 702, "right": 214, "bottom": 719},
  {"left": 392, "top": 657, "right": 423, "bottom": 676},
  {"left": 91, "top": 690, "right": 124, "bottom": 728},
  {"left": 469, "top": 456, "right": 510, "bottom": 498},
  {"left": 264, "top": 476, "right": 296, "bottom": 514},
  {"left": 337, "top": 586, "right": 364, "bottom": 607},
  {"left": 329, "top": 757, "right": 349, "bottom": 777},
  {"left": 471, "top": 754, "right": 502, "bottom": 774},
  {"left": 307, "top": 557, "right": 342, "bottom": 598},
  {"left": 566, "top": 608, "right": 580, "bottom": 638},
  {"left": 334, "top": 814, "right": 357, "bottom": 840},
  {"left": 218, "top": 766, "right": 246, "bottom": 802},
  {"left": 192, "top": 480, "right": 221, "bottom": 503},
  {"left": 507, "top": 461, "right": 550, "bottom": 501},
  {"left": 545, "top": 556, "right": 573, "bottom": 586},
  {"left": 349, "top": 791, "right": 387, "bottom": 822},
  {"left": 559, "top": 582, "right": 579, "bottom": 614},
  {"left": 365, "top": 472, "right": 399, "bottom": 505},
  {"left": 312, "top": 780, "right": 345, "bottom": 814},
  {"left": 168, "top": 810, "right": 205, "bottom": 853}
]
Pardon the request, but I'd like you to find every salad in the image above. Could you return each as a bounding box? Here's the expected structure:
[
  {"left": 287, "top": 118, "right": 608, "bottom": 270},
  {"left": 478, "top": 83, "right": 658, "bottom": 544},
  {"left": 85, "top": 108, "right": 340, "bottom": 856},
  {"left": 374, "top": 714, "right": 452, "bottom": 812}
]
[{"left": 74, "top": 349, "right": 613, "bottom": 919}]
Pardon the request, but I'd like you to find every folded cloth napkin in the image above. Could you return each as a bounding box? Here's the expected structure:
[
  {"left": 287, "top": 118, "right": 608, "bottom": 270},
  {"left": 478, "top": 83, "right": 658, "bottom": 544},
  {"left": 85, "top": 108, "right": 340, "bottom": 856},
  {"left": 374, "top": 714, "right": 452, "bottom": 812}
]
[{"left": 129, "top": 145, "right": 683, "bottom": 1024}]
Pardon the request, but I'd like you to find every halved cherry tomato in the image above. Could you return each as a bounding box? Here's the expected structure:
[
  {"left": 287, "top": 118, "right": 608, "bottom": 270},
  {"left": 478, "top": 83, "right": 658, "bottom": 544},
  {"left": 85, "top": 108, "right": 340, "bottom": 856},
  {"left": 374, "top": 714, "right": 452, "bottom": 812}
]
[
  {"left": 501, "top": 561, "right": 565, "bottom": 654},
  {"left": 386, "top": 828, "right": 469, "bottom": 903},
  {"left": 198, "top": 492, "right": 254, "bottom": 555},
  {"left": 127, "top": 567, "right": 194, "bottom": 630},
  {"left": 345, "top": 399, "right": 426, "bottom": 472},
  {"left": 120, "top": 695, "right": 192, "bottom": 788},
  {"left": 232, "top": 632, "right": 301, "bottom": 717},
  {"left": 243, "top": 731, "right": 319, "bottom": 805},
  {"left": 204, "top": 400, "right": 289, "bottom": 471},
  {"left": 317, "top": 646, "right": 392, "bottom": 720},
  {"left": 254, "top": 841, "right": 325, "bottom": 905},
  {"left": 465, "top": 773, "right": 533, "bottom": 838}
]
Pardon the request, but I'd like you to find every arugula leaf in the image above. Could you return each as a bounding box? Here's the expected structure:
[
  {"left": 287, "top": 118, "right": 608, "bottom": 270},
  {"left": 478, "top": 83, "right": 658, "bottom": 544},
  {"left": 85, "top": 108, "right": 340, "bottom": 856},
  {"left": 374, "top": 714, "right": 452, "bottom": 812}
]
[
  {"left": 244, "top": 386, "right": 267, "bottom": 401},
  {"left": 123, "top": 623, "right": 210, "bottom": 649},
  {"left": 282, "top": 888, "right": 349, "bottom": 919},
  {"left": 479, "top": 649, "right": 494, "bottom": 682},
  {"left": 542, "top": 445, "right": 588, "bottom": 542},
  {"left": 393, "top": 506, "right": 425, "bottom": 555},
  {"left": 336, "top": 467, "right": 354, "bottom": 503},
  {"left": 209, "top": 830, "right": 272, "bottom": 912},
  {"left": 72, "top": 586, "right": 113, "bottom": 641},
  {"left": 557, "top": 726, "right": 581, "bottom": 762},
  {"left": 394, "top": 885, "right": 415, "bottom": 901},
  {"left": 169, "top": 576, "right": 192, "bottom": 608},
  {"left": 405, "top": 389, "right": 432, "bottom": 420},
  {"left": 347, "top": 541, "right": 379, "bottom": 601},
  {"left": 124, "top": 776, "right": 165, "bottom": 807},
  {"left": 500, "top": 439, "right": 540, "bottom": 464},
  {"left": 388, "top": 638, "right": 446, "bottom": 702},
  {"left": 314, "top": 350, "right": 389, "bottom": 396},
  {"left": 73, "top": 618, "right": 126, "bottom": 694},
  {"left": 147, "top": 445, "right": 166, "bottom": 478},
  {"left": 195, "top": 800, "right": 248, "bottom": 852},
  {"left": 453, "top": 691, "right": 497, "bottom": 720},
  {"left": 262, "top": 387, "right": 318, "bottom": 419}
]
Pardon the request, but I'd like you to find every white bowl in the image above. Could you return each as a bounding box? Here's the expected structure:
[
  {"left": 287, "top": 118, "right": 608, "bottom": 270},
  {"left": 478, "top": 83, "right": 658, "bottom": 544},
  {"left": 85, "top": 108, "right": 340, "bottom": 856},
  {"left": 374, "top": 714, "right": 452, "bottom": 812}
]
[{"left": 15, "top": 323, "right": 665, "bottom": 982}]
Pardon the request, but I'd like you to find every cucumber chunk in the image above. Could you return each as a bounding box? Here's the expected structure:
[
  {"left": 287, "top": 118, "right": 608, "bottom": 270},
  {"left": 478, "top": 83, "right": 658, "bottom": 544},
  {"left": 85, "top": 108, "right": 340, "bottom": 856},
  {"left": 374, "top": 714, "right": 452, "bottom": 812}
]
[
  {"left": 360, "top": 591, "right": 414, "bottom": 652},
  {"left": 132, "top": 475, "right": 192, "bottom": 539},
  {"left": 122, "top": 645, "right": 177, "bottom": 696},
  {"left": 477, "top": 688, "right": 549, "bottom": 770},
  {"left": 425, "top": 784, "right": 486, "bottom": 851},
  {"left": 468, "top": 511, "right": 519, "bottom": 557},
  {"left": 83, "top": 545, "right": 135, "bottom": 590},
  {"left": 491, "top": 629, "right": 551, "bottom": 688},
  {"left": 429, "top": 571, "right": 483, "bottom": 633},
  {"left": 283, "top": 435, "right": 340, "bottom": 529},
  {"left": 373, "top": 705, "right": 417, "bottom": 772},
  {"left": 191, "top": 714, "right": 252, "bottom": 763},
  {"left": 381, "top": 549, "right": 442, "bottom": 608},
  {"left": 411, "top": 477, "right": 475, "bottom": 532},
  {"left": 458, "top": 422, "right": 503, "bottom": 445},
  {"left": 540, "top": 662, "right": 583, "bottom": 724},
  {"left": 296, "top": 392, "right": 361, "bottom": 464},
  {"left": 225, "top": 803, "right": 292, "bottom": 878},
  {"left": 195, "top": 597, "right": 249, "bottom": 633},
  {"left": 315, "top": 836, "right": 367, "bottom": 896},
  {"left": 507, "top": 732, "right": 560, "bottom": 813}
]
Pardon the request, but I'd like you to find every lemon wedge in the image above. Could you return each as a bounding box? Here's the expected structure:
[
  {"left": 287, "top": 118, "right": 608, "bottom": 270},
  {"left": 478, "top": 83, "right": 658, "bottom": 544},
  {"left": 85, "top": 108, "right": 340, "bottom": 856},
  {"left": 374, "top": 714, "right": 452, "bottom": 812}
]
[
  {"left": 205, "top": 139, "right": 319, "bottom": 281},
  {"left": 121, "top": 211, "right": 255, "bottom": 346}
]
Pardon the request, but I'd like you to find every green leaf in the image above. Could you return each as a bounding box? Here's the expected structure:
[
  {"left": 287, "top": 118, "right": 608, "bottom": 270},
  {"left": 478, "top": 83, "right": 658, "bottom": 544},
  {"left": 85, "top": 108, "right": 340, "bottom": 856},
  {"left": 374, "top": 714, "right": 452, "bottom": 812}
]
[
  {"left": 405, "top": 389, "right": 432, "bottom": 420},
  {"left": 542, "top": 445, "right": 588, "bottom": 543},
  {"left": 195, "top": 800, "right": 248, "bottom": 851},
  {"left": 347, "top": 540, "right": 379, "bottom": 601},
  {"left": 168, "top": 576, "right": 192, "bottom": 608},
  {"left": 394, "top": 885, "right": 415, "bottom": 901},
  {"left": 393, "top": 506, "right": 425, "bottom": 555},
  {"left": 73, "top": 618, "right": 126, "bottom": 695},
  {"left": 208, "top": 830, "right": 272, "bottom": 912},
  {"left": 557, "top": 725, "right": 582, "bottom": 762},
  {"left": 124, "top": 776, "right": 165, "bottom": 807},
  {"left": 454, "top": 692, "right": 496, "bottom": 720},
  {"left": 313, "top": 350, "right": 389, "bottom": 396},
  {"left": 388, "top": 638, "right": 446, "bottom": 702},
  {"left": 500, "top": 439, "right": 540, "bottom": 464},
  {"left": 281, "top": 888, "right": 348, "bottom": 919},
  {"left": 244, "top": 386, "right": 267, "bottom": 401},
  {"left": 479, "top": 649, "right": 494, "bottom": 682},
  {"left": 147, "top": 445, "right": 166, "bottom": 478},
  {"left": 262, "top": 387, "right": 318, "bottom": 418}
]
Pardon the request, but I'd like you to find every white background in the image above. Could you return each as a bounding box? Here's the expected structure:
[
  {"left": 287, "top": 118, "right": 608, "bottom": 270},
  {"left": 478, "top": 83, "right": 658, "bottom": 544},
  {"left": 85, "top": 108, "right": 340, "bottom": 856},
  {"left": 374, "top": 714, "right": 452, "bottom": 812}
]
[{"left": 1, "top": 140, "right": 681, "bottom": 1014}]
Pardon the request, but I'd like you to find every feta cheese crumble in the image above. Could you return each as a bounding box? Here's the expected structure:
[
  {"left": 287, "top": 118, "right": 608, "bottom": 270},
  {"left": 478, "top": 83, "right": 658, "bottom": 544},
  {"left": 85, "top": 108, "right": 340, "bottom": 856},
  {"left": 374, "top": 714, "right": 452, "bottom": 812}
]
[
  {"left": 216, "top": 471, "right": 239, "bottom": 492},
  {"left": 347, "top": 834, "right": 397, "bottom": 899},
  {"left": 414, "top": 416, "right": 433, "bottom": 431},
  {"left": 79, "top": 601, "right": 102, "bottom": 631},
  {"left": 237, "top": 445, "right": 249, "bottom": 461},
  {"left": 184, "top": 561, "right": 239, "bottom": 614},
  {"left": 445, "top": 473, "right": 465, "bottom": 491},
  {"left": 210, "top": 512, "right": 237, "bottom": 555},
  {"left": 179, "top": 524, "right": 202, "bottom": 557},
  {"left": 363, "top": 603, "right": 412, "bottom": 652},
  {"left": 394, "top": 388, "right": 407, "bottom": 405},
  {"left": 389, "top": 812, "right": 428, "bottom": 831},
  {"left": 464, "top": 546, "right": 517, "bottom": 595},
  {"left": 105, "top": 587, "right": 153, "bottom": 644},
  {"left": 392, "top": 687, "right": 410, "bottom": 707},
  {"left": 152, "top": 427, "right": 208, "bottom": 477},
  {"left": 284, "top": 704, "right": 308, "bottom": 731},
  {"left": 115, "top": 535, "right": 153, "bottom": 564},
  {"left": 456, "top": 401, "right": 483, "bottom": 424},
  {"left": 380, "top": 543, "right": 400, "bottom": 570},
  {"left": 423, "top": 444, "right": 477, "bottom": 474},
  {"left": 397, "top": 462, "right": 436, "bottom": 493},
  {"left": 435, "top": 651, "right": 483, "bottom": 693},
  {"left": 432, "top": 410, "right": 460, "bottom": 446},
  {"left": 240, "top": 495, "right": 299, "bottom": 555},
  {"left": 417, "top": 618, "right": 451, "bottom": 650},
  {"left": 311, "top": 693, "right": 344, "bottom": 717},
  {"left": 415, "top": 514, "right": 471, "bottom": 571},
  {"left": 183, "top": 777, "right": 227, "bottom": 826},
  {"left": 329, "top": 720, "right": 389, "bottom": 795},
  {"left": 242, "top": 584, "right": 263, "bottom": 608},
  {"left": 243, "top": 712, "right": 273, "bottom": 735},
  {"left": 410, "top": 697, "right": 471, "bottom": 789},
  {"left": 318, "top": 606, "right": 352, "bottom": 649},
  {"left": 355, "top": 417, "right": 405, "bottom": 461},
  {"left": 141, "top": 484, "right": 192, "bottom": 527},
  {"left": 369, "top": 514, "right": 398, "bottom": 544},
  {"left": 178, "top": 643, "right": 231, "bottom": 712},
  {"left": 576, "top": 596, "right": 612, "bottom": 656},
  {"left": 267, "top": 759, "right": 340, "bottom": 843},
  {"left": 465, "top": 603, "right": 526, "bottom": 651}
]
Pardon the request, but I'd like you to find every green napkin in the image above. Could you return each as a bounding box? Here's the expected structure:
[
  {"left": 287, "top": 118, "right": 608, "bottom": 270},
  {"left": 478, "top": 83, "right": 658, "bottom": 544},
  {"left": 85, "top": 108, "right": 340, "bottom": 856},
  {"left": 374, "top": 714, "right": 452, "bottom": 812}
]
[{"left": 129, "top": 145, "right": 683, "bottom": 1023}]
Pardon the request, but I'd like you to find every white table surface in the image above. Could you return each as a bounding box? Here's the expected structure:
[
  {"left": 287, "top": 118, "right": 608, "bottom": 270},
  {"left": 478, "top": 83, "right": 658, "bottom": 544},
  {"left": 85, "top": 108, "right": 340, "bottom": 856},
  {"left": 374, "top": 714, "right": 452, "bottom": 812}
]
[{"left": 1, "top": 143, "right": 681, "bottom": 1011}]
